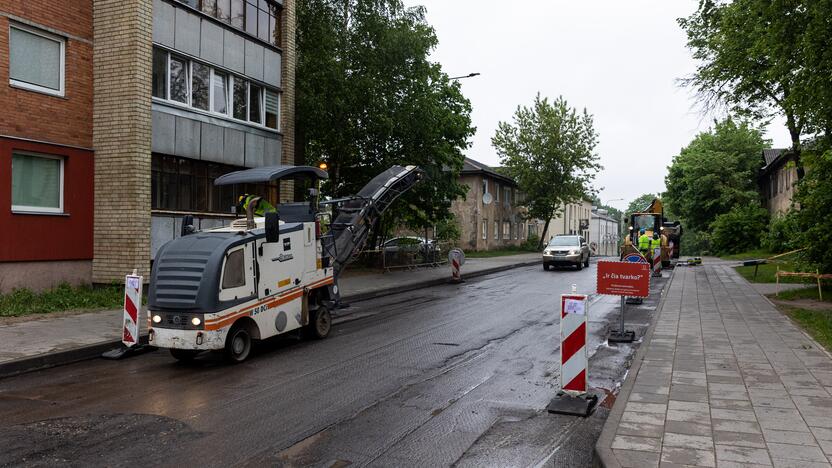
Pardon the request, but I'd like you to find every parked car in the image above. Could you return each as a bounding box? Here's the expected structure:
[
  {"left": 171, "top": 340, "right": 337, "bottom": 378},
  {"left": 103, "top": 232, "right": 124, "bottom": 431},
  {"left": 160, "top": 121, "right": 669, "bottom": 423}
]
[
  {"left": 381, "top": 237, "right": 441, "bottom": 256},
  {"left": 542, "top": 235, "right": 591, "bottom": 270}
]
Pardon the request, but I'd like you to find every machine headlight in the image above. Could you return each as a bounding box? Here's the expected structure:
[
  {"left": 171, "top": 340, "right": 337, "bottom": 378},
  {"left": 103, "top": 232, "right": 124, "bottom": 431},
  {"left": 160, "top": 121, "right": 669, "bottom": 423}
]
[
  {"left": 191, "top": 317, "right": 201, "bottom": 326},
  {"left": 544, "top": 250, "right": 551, "bottom": 255},
  {"left": 152, "top": 314, "right": 162, "bottom": 324},
  {"left": 569, "top": 249, "right": 579, "bottom": 255}
]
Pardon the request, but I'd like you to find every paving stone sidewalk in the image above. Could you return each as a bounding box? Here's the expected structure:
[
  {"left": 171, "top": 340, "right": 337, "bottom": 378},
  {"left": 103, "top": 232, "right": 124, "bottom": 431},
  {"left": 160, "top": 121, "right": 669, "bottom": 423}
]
[{"left": 598, "top": 263, "right": 832, "bottom": 467}]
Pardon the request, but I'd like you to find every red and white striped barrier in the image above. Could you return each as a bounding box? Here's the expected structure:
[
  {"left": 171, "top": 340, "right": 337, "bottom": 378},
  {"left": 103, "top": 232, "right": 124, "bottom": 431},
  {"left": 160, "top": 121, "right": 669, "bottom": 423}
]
[
  {"left": 560, "top": 294, "right": 589, "bottom": 395},
  {"left": 449, "top": 248, "right": 465, "bottom": 283},
  {"left": 652, "top": 246, "right": 662, "bottom": 276},
  {"left": 122, "top": 271, "right": 143, "bottom": 348}
]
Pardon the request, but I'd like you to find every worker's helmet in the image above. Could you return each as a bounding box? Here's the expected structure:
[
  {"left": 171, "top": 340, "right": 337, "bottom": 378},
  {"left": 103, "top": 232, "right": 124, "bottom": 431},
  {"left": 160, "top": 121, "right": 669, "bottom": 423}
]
[
  {"left": 640, "top": 228, "right": 646, "bottom": 234},
  {"left": 237, "top": 193, "right": 250, "bottom": 213}
]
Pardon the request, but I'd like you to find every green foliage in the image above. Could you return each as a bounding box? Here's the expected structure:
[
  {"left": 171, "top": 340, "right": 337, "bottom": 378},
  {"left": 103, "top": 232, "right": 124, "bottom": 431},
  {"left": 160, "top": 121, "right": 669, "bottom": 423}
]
[
  {"left": 776, "top": 286, "right": 832, "bottom": 303},
  {"left": 763, "top": 210, "right": 801, "bottom": 254},
  {"left": 664, "top": 118, "right": 767, "bottom": 235},
  {"left": 435, "top": 216, "right": 461, "bottom": 242},
  {"left": 296, "top": 0, "right": 474, "bottom": 231},
  {"left": 625, "top": 194, "right": 658, "bottom": 216},
  {"left": 0, "top": 283, "right": 125, "bottom": 318},
  {"left": 522, "top": 234, "right": 541, "bottom": 252},
  {"left": 710, "top": 205, "right": 769, "bottom": 254},
  {"left": 680, "top": 228, "right": 711, "bottom": 257},
  {"left": 590, "top": 196, "right": 622, "bottom": 221},
  {"left": 783, "top": 307, "right": 832, "bottom": 353},
  {"left": 492, "top": 94, "right": 601, "bottom": 248},
  {"left": 678, "top": 0, "right": 809, "bottom": 149},
  {"left": 794, "top": 150, "right": 832, "bottom": 273}
]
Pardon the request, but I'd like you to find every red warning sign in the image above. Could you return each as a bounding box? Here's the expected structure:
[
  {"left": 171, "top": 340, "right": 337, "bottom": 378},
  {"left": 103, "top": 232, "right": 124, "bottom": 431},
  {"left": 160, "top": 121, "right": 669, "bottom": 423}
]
[{"left": 597, "top": 261, "right": 650, "bottom": 297}]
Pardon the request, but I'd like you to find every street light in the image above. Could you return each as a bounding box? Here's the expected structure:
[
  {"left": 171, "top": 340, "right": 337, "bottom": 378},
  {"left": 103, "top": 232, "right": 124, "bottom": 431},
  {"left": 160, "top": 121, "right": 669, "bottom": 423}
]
[{"left": 449, "top": 72, "right": 480, "bottom": 80}]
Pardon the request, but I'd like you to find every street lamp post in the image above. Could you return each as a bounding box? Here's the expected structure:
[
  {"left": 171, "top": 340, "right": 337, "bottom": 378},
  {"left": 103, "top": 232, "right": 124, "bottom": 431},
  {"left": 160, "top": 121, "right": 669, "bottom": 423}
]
[{"left": 449, "top": 72, "right": 480, "bottom": 81}]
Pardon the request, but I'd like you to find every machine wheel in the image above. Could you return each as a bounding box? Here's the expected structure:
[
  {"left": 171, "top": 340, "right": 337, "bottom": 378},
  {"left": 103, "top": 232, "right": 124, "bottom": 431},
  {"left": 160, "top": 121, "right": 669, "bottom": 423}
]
[
  {"left": 306, "top": 305, "right": 332, "bottom": 339},
  {"left": 543, "top": 263, "right": 550, "bottom": 271},
  {"left": 170, "top": 349, "right": 199, "bottom": 362},
  {"left": 225, "top": 324, "right": 252, "bottom": 363},
  {"left": 576, "top": 260, "right": 583, "bottom": 271},
  {"left": 584, "top": 256, "right": 590, "bottom": 268}
]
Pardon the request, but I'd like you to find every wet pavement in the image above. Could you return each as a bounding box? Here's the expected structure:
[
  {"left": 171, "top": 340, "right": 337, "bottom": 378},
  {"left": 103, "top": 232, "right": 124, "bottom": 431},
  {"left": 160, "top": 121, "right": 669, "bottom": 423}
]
[{"left": 0, "top": 261, "right": 668, "bottom": 467}]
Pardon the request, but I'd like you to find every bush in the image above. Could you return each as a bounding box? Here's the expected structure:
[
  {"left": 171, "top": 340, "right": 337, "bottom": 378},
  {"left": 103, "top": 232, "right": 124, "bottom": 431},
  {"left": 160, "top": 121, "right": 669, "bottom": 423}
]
[
  {"left": 680, "top": 228, "right": 711, "bottom": 256},
  {"left": 435, "top": 217, "right": 461, "bottom": 242},
  {"left": 710, "top": 205, "right": 769, "bottom": 255},
  {"left": 522, "top": 234, "right": 540, "bottom": 251},
  {"left": 763, "top": 210, "right": 800, "bottom": 253}
]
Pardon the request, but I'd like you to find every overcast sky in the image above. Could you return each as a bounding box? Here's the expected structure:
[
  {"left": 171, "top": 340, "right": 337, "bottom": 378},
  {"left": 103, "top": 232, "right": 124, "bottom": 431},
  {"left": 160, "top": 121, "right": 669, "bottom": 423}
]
[{"left": 403, "top": 0, "right": 792, "bottom": 211}]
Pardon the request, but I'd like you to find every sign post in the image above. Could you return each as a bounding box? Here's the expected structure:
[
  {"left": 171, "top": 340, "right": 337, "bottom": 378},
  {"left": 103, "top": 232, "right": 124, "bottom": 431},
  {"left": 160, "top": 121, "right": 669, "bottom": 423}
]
[
  {"left": 597, "top": 260, "right": 650, "bottom": 343},
  {"left": 547, "top": 292, "right": 598, "bottom": 417}
]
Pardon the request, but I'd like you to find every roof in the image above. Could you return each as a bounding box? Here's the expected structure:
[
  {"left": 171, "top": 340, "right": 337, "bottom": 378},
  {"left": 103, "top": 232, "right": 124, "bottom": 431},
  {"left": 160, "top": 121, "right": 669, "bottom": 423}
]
[
  {"left": 461, "top": 157, "right": 517, "bottom": 186},
  {"left": 592, "top": 211, "right": 618, "bottom": 223},
  {"left": 761, "top": 148, "right": 794, "bottom": 174},
  {"left": 214, "top": 165, "right": 328, "bottom": 186}
]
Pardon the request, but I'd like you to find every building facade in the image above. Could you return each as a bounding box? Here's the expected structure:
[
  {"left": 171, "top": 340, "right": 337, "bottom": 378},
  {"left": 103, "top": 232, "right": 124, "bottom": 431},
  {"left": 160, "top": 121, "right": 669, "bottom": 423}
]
[
  {"left": 0, "top": 1, "right": 95, "bottom": 291},
  {"left": 759, "top": 148, "right": 799, "bottom": 216},
  {"left": 1, "top": 0, "right": 296, "bottom": 292},
  {"left": 450, "top": 158, "right": 538, "bottom": 251},
  {"left": 541, "top": 199, "right": 592, "bottom": 242},
  {"left": 590, "top": 208, "right": 620, "bottom": 257}
]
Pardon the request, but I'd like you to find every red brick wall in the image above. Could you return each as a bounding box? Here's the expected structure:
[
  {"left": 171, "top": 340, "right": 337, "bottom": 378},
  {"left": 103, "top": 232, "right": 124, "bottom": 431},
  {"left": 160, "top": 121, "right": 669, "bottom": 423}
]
[
  {"left": 0, "top": 1, "right": 94, "bottom": 148},
  {"left": 0, "top": 137, "right": 94, "bottom": 261}
]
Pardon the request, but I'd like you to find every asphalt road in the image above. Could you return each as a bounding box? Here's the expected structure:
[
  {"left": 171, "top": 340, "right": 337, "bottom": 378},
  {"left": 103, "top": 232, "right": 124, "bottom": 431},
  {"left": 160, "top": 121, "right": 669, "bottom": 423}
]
[{"left": 0, "top": 260, "right": 667, "bottom": 468}]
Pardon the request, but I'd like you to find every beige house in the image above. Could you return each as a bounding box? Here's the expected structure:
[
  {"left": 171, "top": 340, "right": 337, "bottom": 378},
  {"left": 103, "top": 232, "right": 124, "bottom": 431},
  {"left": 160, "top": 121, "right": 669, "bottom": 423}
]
[
  {"left": 541, "top": 199, "right": 593, "bottom": 241},
  {"left": 450, "top": 158, "right": 539, "bottom": 251},
  {"left": 760, "top": 148, "right": 799, "bottom": 215}
]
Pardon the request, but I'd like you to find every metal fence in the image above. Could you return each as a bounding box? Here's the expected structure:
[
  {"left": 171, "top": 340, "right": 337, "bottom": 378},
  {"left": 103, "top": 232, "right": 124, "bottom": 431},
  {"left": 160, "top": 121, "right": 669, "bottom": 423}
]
[{"left": 350, "top": 241, "right": 454, "bottom": 272}]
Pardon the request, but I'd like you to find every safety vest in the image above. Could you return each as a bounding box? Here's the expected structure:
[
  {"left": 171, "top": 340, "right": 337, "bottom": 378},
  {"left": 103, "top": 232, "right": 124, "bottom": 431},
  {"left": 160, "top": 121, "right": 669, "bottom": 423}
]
[
  {"left": 243, "top": 195, "right": 276, "bottom": 217},
  {"left": 638, "top": 234, "right": 651, "bottom": 251},
  {"left": 651, "top": 237, "right": 662, "bottom": 251}
]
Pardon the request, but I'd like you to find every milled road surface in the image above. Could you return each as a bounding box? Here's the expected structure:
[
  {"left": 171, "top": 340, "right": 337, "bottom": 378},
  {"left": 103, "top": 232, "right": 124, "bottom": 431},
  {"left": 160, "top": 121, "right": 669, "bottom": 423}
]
[{"left": 0, "top": 262, "right": 666, "bottom": 467}]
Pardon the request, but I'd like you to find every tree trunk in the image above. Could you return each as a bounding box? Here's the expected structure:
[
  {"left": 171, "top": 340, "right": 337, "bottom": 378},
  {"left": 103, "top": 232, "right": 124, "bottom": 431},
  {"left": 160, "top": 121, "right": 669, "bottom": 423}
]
[{"left": 537, "top": 218, "right": 551, "bottom": 251}]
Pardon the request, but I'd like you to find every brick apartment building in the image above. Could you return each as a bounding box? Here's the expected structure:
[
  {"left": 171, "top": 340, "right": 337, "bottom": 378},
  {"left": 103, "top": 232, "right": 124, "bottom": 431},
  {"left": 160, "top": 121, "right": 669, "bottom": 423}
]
[{"left": 0, "top": 0, "right": 296, "bottom": 292}]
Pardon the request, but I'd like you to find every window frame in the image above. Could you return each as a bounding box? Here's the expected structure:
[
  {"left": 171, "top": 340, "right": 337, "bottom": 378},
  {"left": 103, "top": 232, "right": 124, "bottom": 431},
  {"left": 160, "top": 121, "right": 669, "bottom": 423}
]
[
  {"left": 8, "top": 23, "right": 66, "bottom": 97},
  {"left": 11, "top": 151, "right": 65, "bottom": 214}
]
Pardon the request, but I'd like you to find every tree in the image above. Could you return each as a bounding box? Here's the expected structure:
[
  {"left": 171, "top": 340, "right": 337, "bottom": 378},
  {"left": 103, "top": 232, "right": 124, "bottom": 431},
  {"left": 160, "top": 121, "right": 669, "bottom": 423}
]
[
  {"left": 664, "top": 119, "right": 767, "bottom": 234},
  {"left": 710, "top": 205, "right": 769, "bottom": 254},
  {"left": 590, "top": 196, "right": 623, "bottom": 222},
  {"left": 679, "top": 0, "right": 810, "bottom": 154},
  {"left": 794, "top": 149, "right": 832, "bottom": 272},
  {"left": 296, "top": 0, "right": 474, "bottom": 237},
  {"left": 492, "top": 94, "right": 601, "bottom": 249},
  {"left": 625, "top": 194, "right": 658, "bottom": 217}
]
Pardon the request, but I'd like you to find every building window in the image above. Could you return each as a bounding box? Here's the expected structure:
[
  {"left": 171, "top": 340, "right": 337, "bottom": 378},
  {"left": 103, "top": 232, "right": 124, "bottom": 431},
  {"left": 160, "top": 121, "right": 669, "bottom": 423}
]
[
  {"left": 9, "top": 23, "right": 65, "bottom": 96},
  {"left": 504, "top": 187, "right": 510, "bottom": 205},
  {"left": 265, "top": 89, "right": 279, "bottom": 129},
  {"left": 151, "top": 154, "right": 278, "bottom": 213},
  {"left": 191, "top": 62, "right": 211, "bottom": 110},
  {"left": 175, "top": 0, "right": 280, "bottom": 47},
  {"left": 249, "top": 83, "right": 263, "bottom": 123},
  {"left": 11, "top": 152, "right": 64, "bottom": 213},
  {"left": 482, "top": 219, "right": 487, "bottom": 240},
  {"left": 169, "top": 54, "right": 189, "bottom": 104},
  {"left": 494, "top": 221, "right": 499, "bottom": 240},
  {"left": 153, "top": 48, "right": 280, "bottom": 129},
  {"left": 482, "top": 179, "right": 488, "bottom": 196},
  {"left": 503, "top": 221, "right": 510, "bottom": 240},
  {"left": 212, "top": 70, "right": 228, "bottom": 114},
  {"left": 152, "top": 48, "right": 168, "bottom": 99}
]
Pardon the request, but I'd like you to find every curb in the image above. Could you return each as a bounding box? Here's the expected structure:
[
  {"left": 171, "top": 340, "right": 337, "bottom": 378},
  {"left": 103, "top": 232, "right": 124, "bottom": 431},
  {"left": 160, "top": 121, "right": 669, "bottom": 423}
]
[
  {"left": 593, "top": 267, "right": 677, "bottom": 468},
  {"left": 0, "top": 258, "right": 539, "bottom": 380}
]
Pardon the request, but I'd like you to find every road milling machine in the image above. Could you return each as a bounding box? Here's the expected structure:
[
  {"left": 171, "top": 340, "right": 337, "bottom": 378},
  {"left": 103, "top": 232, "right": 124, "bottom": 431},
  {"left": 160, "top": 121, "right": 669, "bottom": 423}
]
[{"left": 146, "top": 164, "right": 423, "bottom": 363}]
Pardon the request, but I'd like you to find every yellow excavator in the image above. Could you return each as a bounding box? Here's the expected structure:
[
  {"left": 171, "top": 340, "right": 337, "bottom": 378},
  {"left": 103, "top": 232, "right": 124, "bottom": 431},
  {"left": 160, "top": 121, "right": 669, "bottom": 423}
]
[{"left": 621, "top": 198, "right": 682, "bottom": 267}]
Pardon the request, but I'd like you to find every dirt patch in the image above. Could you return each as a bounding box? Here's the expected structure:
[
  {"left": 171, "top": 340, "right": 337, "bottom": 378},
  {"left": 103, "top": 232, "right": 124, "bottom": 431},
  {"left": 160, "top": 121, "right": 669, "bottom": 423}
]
[{"left": 770, "top": 298, "right": 832, "bottom": 312}]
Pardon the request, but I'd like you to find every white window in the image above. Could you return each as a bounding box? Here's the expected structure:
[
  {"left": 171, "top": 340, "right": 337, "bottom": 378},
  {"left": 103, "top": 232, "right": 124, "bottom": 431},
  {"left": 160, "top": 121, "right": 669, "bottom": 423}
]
[
  {"left": 232, "top": 75, "right": 248, "bottom": 120},
  {"left": 11, "top": 152, "right": 64, "bottom": 213},
  {"left": 482, "top": 179, "right": 488, "bottom": 196},
  {"left": 169, "top": 54, "right": 189, "bottom": 104},
  {"left": 211, "top": 70, "right": 228, "bottom": 115},
  {"left": 482, "top": 219, "right": 487, "bottom": 240},
  {"left": 494, "top": 221, "right": 499, "bottom": 240},
  {"left": 249, "top": 83, "right": 263, "bottom": 124},
  {"left": 9, "top": 23, "right": 65, "bottom": 96}
]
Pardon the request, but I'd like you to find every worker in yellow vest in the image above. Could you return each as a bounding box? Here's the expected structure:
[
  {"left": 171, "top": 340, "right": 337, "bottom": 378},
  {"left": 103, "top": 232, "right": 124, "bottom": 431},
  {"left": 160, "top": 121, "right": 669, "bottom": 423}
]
[
  {"left": 637, "top": 228, "right": 651, "bottom": 257},
  {"left": 237, "top": 193, "right": 277, "bottom": 217}
]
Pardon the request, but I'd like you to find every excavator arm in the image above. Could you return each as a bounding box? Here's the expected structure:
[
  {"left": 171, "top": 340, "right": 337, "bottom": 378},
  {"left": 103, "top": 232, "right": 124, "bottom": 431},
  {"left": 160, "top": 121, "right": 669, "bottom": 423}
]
[{"left": 324, "top": 165, "right": 424, "bottom": 278}]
